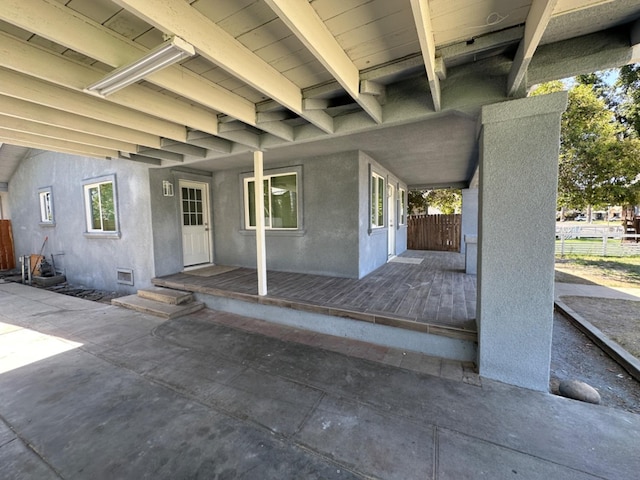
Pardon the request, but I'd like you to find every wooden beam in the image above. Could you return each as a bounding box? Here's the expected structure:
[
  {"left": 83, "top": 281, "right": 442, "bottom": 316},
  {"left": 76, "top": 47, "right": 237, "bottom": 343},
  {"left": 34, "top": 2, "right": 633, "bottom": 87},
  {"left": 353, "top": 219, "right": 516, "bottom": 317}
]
[
  {"left": 0, "top": 68, "right": 187, "bottom": 142},
  {"left": 410, "top": 0, "right": 442, "bottom": 111},
  {"left": 186, "top": 131, "right": 232, "bottom": 153},
  {"left": 264, "top": 0, "right": 382, "bottom": 123},
  {"left": 136, "top": 148, "right": 184, "bottom": 163},
  {"left": 160, "top": 139, "right": 207, "bottom": 158},
  {"left": 0, "top": 95, "right": 161, "bottom": 149},
  {"left": 507, "top": 0, "right": 558, "bottom": 96},
  {"left": 0, "top": 31, "right": 220, "bottom": 137},
  {"left": 113, "top": 0, "right": 334, "bottom": 133},
  {"left": 0, "top": 114, "right": 138, "bottom": 153},
  {"left": 0, "top": 129, "right": 117, "bottom": 159},
  {"left": 0, "top": 0, "right": 255, "bottom": 126}
]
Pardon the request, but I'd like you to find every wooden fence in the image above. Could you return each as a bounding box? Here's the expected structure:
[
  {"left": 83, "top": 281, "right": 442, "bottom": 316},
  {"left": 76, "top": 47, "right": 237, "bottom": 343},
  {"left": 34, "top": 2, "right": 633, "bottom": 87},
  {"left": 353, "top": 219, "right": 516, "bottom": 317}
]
[
  {"left": 0, "top": 220, "right": 16, "bottom": 270},
  {"left": 407, "top": 214, "right": 461, "bottom": 252}
]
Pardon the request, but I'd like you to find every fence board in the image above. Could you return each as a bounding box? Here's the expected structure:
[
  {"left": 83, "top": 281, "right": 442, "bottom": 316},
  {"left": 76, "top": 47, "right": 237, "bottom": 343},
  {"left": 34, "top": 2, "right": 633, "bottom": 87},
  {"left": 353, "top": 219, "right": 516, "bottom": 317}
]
[
  {"left": 408, "top": 214, "right": 461, "bottom": 251},
  {"left": 0, "top": 220, "right": 16, "bottom": 270}
]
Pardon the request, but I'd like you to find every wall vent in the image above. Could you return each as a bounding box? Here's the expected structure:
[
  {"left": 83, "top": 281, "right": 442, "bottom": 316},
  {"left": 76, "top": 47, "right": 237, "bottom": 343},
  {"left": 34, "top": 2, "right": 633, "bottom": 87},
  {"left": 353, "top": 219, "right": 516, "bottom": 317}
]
[{"left": 116, "top": 268, "right": 134, "bottom": 286}]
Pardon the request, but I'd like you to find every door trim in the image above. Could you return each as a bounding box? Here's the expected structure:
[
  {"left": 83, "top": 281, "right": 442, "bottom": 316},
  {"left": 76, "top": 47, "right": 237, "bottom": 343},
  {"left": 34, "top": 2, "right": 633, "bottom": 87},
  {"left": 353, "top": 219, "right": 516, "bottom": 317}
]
[{"left": 178, "top": 179, "right": 213, "bottom": 267}]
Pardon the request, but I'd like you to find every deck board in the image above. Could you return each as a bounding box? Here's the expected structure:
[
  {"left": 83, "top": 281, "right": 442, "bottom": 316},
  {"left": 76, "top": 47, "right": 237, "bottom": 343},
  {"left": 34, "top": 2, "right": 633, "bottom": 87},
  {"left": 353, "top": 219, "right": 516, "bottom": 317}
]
[{"left": 156, "top": 251, "right": 477, "bottom": 339}]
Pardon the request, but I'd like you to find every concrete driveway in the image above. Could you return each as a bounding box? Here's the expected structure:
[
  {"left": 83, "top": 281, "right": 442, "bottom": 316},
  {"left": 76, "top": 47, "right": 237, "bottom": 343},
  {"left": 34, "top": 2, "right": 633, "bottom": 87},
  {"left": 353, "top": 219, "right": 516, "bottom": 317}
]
[{"left": 1, "top": 282, "right": 639, "bottom": 479}]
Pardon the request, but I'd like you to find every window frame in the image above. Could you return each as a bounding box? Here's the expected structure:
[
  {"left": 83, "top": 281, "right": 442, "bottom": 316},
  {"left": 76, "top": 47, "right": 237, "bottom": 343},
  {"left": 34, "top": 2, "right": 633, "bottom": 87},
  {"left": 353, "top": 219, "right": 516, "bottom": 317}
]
[
  {"left": 371, "top": 171, "right": 385, "bottom": 229},
  {"left": 241, "top": 166, "right": 303, "bottom": 232},
  {"left": 399, "top": 187, "right": 407, "bottom": 226},
  {"left": 38, "top": 186, "right": 54, "bottom": 226},
  {"left": 82, "top": 174, "right": 120, "bottom": 238}
]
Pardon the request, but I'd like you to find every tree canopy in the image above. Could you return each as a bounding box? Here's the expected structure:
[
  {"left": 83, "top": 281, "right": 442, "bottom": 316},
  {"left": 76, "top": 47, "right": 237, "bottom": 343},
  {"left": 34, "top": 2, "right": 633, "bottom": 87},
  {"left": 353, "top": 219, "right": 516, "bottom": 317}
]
[
  {"left": 408, "top": 189, "right": 461, "bottom": 215},
  {"left": 531, "top": 69, "right": 640, "bottom": 211}
]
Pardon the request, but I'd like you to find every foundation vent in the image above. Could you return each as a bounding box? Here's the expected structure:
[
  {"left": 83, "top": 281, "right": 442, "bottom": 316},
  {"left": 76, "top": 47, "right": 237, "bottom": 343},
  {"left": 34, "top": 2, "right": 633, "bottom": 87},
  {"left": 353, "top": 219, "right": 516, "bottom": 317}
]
[{"left": 116, "top": 268, "right": 134, "bottom": 286}]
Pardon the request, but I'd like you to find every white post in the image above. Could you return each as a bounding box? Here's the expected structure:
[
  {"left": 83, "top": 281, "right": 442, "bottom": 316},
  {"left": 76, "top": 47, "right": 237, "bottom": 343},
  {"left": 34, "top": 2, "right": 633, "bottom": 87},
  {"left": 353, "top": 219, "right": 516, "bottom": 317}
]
[{"left": 254, "top": 150, "right": 267, "bottom": 296}]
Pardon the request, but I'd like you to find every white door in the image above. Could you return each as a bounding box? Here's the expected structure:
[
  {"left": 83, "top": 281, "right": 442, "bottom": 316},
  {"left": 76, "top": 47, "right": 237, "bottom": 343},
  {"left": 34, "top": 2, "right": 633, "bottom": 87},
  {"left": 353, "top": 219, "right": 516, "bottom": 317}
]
[
  {"left": 180, "top": 180, "right": 211, "bottom": 267},
  {"left": 388, "top": 183, "right": 396, "bottom": 258}
]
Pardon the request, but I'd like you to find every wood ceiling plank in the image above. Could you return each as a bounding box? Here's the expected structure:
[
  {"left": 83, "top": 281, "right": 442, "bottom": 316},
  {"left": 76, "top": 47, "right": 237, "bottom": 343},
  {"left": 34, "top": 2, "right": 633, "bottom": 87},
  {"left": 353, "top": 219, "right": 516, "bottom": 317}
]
[
  {"left": 113, "top": 0, "right": 334, "bottom": 133},
  {"left": 0, "top": 95, "right": 161, "bottom": 148},
  {"left": 1, "top": 0, "right": 256, "bottom": 126},
  {"left": 429, "top": 0, "right": 530, "bottom": 46}
]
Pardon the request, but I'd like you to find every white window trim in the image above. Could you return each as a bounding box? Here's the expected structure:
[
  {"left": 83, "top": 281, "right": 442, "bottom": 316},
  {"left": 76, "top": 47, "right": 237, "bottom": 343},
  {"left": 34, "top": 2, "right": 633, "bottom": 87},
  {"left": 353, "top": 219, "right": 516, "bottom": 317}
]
[
  {"left": 82, "top": 174, "right": 120, "bottom": 238},
  {"left": 38, "top": 186, "right": 54, "bottom": 226},
  {"left": 240, "top": 166, "right": 303, "bottom": 232},
  {"left": 399, "top": 187, "right": 407, "bottom": 226},
  {"left": 371, "top": 171, "right": 385, "bottom": 229}
]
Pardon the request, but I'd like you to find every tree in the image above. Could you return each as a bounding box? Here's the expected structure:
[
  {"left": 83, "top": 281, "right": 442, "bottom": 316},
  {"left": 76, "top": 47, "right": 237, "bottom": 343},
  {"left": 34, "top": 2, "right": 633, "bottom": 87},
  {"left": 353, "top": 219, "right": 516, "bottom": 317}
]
[
  {"left": 407, "top": 189, "right": 461, "bottom": 215},
  {"left": 531, "top": 77, "right": 640, "bottom": 212},
  {"left": 616, "top": 64, "right": 640, "bottom": 138}
]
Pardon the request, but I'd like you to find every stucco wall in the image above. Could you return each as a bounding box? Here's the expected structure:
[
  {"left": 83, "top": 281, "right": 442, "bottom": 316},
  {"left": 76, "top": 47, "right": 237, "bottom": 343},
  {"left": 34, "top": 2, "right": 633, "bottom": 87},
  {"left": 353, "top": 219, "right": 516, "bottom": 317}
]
[
  {"left": 8, "top": 150, "right": 155, "bottom": 293},
  {"left": 358, "top": 151, "right": 408, "bottom": 278},
  {"left": 148, "top": 168, "right": 214, "bottom": 277},
  {"left": 212, "top": 151, "right": 361, "bottom": 278}
]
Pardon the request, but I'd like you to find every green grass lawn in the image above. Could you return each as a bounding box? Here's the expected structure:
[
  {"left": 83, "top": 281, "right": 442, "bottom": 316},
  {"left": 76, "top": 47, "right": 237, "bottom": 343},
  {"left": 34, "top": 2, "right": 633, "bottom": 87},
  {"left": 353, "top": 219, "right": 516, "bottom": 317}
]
[{"left": 555, "top": 255, "right": 640, "bottom": 287}]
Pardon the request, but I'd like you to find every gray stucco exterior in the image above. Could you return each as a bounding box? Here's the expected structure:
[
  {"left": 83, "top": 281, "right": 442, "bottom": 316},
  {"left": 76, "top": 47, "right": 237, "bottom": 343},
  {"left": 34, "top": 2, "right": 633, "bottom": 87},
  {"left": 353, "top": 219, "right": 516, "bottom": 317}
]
[
  {"left": 7, "top": 148, "right": 407, "bottom": 291},
  {"left": 477, "top": 92, "right": 567, "bottom": 392},
  {"left": 211, "top": 150, "right": 407, "bottom": 279},
  {"left": 8, "top": 150, "right": 155, "bottom": 293}
]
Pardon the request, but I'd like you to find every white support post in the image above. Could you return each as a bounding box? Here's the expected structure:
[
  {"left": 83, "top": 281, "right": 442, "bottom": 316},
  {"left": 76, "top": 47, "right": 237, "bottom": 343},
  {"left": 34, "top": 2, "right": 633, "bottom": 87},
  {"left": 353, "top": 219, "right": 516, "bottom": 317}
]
[{"left": 254, "top": 150, "right": 267, "bottom": 296}]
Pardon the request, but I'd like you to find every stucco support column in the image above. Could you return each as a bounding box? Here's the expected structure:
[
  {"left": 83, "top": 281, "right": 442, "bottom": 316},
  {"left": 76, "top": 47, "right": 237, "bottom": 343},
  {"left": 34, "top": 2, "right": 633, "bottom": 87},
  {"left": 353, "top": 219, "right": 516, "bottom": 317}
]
[
  {"left": 477, "top": 92, "right": 567, "bottom": 391},
  {"left": 254, "top": 150, "right": 267, "bottom": 296},
  {"left": 461, "top": 187, "right": 478, "bottom": 255}
]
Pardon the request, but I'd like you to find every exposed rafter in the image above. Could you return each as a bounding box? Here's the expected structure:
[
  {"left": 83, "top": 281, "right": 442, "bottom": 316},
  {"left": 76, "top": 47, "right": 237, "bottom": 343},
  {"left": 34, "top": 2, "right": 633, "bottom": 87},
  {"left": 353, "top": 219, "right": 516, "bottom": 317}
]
[
  {"left": 0, "top": 115, "right": 137, "bottom": 153},
  {"left": 0, "top": 31, "right": 220, "bottom": 137},
  {"left": 264, "top": 0, "right": 382, "bottom": 124},
  {"left": 0, "top": 68, "right": 187, "bottom": 142},
  {"left": 0, "top": 0, "right": 255, "bottom": 126},
  {"left": 507, "top": 0, "right": 559, "bottom": 96},
  {"left": 113, "top": 0, "right": 334, "bottom": 134},
  {"left": 0, "top": 128, "right": 117, "bottom": 159},
  {"left": 409, "top": 0, "right": 442, "bottom": 111},
  {"left": 0, "top": 95, "right": 161, "bottom": 149}
]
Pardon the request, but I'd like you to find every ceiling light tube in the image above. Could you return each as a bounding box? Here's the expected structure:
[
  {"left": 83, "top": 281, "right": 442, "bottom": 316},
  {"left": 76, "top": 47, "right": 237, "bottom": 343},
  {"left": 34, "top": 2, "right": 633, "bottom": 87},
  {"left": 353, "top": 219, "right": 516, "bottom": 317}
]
[{"left": 85, "top": 36, "right": 195, "bottom": 97}]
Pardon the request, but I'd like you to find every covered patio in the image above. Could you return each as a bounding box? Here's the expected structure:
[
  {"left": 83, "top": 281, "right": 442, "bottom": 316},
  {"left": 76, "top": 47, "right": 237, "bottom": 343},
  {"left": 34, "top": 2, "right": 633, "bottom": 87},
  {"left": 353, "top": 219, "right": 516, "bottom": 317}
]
[{"left": 154, "top": 250, "right": 477, "bottom": 343}]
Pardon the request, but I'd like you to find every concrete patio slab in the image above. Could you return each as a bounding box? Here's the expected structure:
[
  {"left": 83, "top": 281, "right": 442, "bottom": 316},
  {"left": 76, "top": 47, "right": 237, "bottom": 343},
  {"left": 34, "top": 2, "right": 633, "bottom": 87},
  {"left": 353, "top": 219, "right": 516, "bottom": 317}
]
[{"left": 0, "top": 282, "right": 638, "bottom": 479}]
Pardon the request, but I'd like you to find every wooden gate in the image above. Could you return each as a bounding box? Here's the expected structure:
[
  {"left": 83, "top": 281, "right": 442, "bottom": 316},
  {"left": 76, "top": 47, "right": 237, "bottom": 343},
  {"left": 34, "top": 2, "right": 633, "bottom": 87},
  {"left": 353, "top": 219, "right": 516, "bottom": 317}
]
[
  {"left": 407, "top": 214, "right": 461, "bottom": 251},
  {"left": 0, "top": 220, "right": 16, "bottom": 270}
]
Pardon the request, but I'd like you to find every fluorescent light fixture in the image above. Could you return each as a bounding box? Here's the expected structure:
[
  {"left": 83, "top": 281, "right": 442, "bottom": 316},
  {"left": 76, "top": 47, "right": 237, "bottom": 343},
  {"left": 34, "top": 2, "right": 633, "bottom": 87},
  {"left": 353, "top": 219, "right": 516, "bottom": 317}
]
[{"left": 85, "top": 36, "right": 195, "bottom": 97}]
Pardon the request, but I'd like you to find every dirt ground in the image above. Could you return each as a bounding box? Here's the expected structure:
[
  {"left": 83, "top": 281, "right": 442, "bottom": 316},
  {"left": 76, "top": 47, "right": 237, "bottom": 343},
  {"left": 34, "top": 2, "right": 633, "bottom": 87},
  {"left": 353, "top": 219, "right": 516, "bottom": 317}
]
[
  {"left": 551, "top": 311, "right": 640, "bottom": 414},
  {"left": 553, "top": 257, "right": 640, "bottom": 414}
]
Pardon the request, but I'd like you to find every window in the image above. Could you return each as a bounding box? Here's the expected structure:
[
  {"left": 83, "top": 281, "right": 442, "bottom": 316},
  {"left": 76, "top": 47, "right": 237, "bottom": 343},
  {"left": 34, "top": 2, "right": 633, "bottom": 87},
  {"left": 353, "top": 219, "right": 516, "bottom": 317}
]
[
  {"left": 181, "top": 186, "right": 204, "bottom": 226},
  {"left": 38, "top": 187, "right": 54, "bottom": 224},
  {"left": 371, "top": 172, "right": 385, "bottom": 228},
  {"left": 399, "top": 188, "right": 406, "bottom": 225},
  {"left": 244, "top": 172, "right": 298, "bottom": 229},
  {"left": 83, "top": 175, "right": 119, "bottom": 235}
]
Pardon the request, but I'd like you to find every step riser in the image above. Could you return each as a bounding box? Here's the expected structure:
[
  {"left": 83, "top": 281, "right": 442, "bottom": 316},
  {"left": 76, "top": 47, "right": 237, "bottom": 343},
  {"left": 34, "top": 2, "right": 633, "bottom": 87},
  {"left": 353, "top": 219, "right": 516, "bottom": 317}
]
[
  {"left": 112, "top": 295, "right": 204, "bottom": 320},
  {"left": 137, "top": 287, "right": 193, "bottom": 305}
]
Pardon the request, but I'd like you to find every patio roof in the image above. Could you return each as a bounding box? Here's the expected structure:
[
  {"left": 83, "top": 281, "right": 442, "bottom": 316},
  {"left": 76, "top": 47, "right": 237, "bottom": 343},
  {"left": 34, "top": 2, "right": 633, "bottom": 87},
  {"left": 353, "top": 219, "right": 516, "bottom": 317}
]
[{"left": 0, "top": 0, "right": 639, "bottom": 187}]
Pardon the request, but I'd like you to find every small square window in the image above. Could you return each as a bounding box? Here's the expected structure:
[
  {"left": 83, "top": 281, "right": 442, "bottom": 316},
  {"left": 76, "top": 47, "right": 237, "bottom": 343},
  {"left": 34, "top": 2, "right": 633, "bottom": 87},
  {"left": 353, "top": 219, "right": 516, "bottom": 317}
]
[{"left": 38, "top": 187, "right": 54, "bottom": 225}]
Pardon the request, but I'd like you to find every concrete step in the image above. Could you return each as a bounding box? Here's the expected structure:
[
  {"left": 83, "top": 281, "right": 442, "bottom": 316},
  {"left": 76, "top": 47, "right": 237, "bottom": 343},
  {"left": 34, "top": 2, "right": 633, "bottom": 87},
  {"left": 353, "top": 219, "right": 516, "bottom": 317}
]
[
  {"left": 112, "top": 295, "right": 204, "bottom": 319},
  {"left": 137, "top": 286, "right": 193, "bottom": 305}
]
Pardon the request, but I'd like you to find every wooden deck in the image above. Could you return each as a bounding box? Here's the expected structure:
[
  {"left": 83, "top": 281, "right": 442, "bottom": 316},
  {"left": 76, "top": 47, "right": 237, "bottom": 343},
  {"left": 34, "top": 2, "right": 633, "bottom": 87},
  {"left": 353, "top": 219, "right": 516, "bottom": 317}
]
[{"left": 153, "top": 251, "right": 477, "bottom": 342}]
